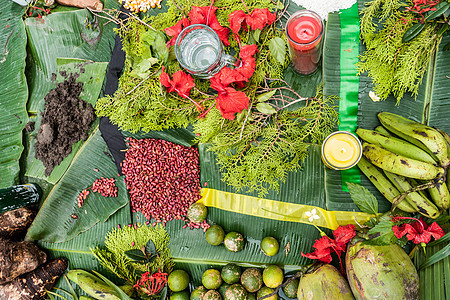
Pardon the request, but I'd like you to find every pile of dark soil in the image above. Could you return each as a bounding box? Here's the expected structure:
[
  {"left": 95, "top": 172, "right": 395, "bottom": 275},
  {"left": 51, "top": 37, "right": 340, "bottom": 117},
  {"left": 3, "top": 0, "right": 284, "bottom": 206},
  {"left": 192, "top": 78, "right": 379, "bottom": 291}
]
[{"left": 35, "top": 74, "right": 95, "bottom": 176}]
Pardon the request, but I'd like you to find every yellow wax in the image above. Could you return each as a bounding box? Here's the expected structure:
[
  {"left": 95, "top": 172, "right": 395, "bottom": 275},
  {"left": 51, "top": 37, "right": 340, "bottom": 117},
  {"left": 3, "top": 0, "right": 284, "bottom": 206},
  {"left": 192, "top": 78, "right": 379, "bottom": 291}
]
[{"left": 322, "top": 131, "right": 362, "bottom": 170}]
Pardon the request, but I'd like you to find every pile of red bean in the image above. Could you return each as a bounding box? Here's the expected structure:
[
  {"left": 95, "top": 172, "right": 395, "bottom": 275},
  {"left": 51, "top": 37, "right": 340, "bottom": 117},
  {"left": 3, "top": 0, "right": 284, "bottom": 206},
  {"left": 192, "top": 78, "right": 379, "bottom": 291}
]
[
  {"left": 92, "top": 177, "right": 118, "bottom": 197},
  {"left": 122, "top": 138, "right": 201, "bottom": 224}
]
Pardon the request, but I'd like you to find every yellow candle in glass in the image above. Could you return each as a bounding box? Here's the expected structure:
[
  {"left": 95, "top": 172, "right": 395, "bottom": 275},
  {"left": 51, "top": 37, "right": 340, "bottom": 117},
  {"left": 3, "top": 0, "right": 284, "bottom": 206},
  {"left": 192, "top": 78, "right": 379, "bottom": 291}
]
[{"left": 321, "top": 131, "right": 362, "bottom": 170}]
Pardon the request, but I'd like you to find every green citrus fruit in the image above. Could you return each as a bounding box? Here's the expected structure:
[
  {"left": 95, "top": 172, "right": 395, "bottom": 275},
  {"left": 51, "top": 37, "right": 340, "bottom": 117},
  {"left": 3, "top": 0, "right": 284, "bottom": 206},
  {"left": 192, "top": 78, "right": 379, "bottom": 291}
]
[
  {"left": 224, "top": 283, "right": 248, "bottom": 300},
  {"left": 187, "top": 203, "right": 208, "bottom": 223},
  {"left": 282, "top": 278, "right": 298, "bottom": 298},
  {"left": 168, "top": 270, "right": 190, "bottom": 292},
  {"left": 240, "top": 268, "right": 263, "bottom": 293},
  {"left": 260, "top": 237, "right": 279, "bottom": 256},
  {"left": 202, "top": 269, "right": 223, "bottom": 289},
  {"left": 263, "top": 265, "right": 283, "bottom": 288},
  {"left": 257, "top": 286, "right": 277, "bottom": 300},
  {"left": 205, "top": 225, "right": 225, "bottom": 246},
  {"left": 221, "top": 263, "right": 242, "bottom": 284},
  {"left": 219, "top": 283, "right": 231, "bottom": 297},
  {"left": 224, "top": 232, "right": 245, "bottom": 252},
  {"left": 170, "top": 291, "right": 190, "bottom": 300},
  {"left": 190, "top": 286, "right": 207, "bottom": 300},
  {"left": 247, "top": 292, "right": 256, "bottom": 300},
  {"left": 204, "top": 290, "right": 222, "bottom": 300}
]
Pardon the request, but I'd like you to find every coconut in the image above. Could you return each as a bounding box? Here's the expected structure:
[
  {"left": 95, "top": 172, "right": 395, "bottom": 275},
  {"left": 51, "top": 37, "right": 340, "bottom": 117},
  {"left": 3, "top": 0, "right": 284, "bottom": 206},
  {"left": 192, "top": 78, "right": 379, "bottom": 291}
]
[
  {"left": 346, "top": 238, "right": 419, "bottom": 300},
  {"left": 297, "top": 264, "right": 354, "bottom": 300}
]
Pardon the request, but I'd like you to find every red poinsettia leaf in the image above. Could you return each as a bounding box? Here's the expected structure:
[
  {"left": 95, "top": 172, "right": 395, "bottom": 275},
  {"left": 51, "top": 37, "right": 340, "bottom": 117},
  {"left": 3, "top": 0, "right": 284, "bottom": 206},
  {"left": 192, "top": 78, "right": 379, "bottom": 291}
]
[
  {"left": 171, "top": 70, "right": 195, "bottom": 98},
  {"left": 228, "top": 10, "right": 247, "bottom": 34},
  {"left": 427, "top": 222, "right": 445, "bottom": 240},
  {"left": 215, "top": 67, "right": 248, "bottom": 86},
  {"left": 216, "top": 87, "right": 249, "bottom": 120},
  {"left": 160, "top": 66, "right": 175, "bottom": 93},
  {"left": 239, "top": 44, "right": 258, "bottom": 60},
  {"left": 392, "top": 224, "right": 409, "bottom": 239},
  {"left": 333, "top": 224, "right": 356, "bottom": 246}
]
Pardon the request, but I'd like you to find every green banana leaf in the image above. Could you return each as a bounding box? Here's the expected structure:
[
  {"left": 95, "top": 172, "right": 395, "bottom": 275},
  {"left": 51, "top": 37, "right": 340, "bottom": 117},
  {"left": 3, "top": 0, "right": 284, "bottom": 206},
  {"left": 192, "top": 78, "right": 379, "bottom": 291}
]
[
  {"left": 0, "top": 1, "right": 28, "bottom": 188},
  {"left": 25, "top": 58, "right": 108, "bottom": 184},
  {"left": 24, "top": 0, "right": 119, "bottom": 114},
  {"left": 26, "top": 129, "right": 129, "bottom": 243},
  {"left": 414, "top": 243, "right": 450, "bottom": 300}
]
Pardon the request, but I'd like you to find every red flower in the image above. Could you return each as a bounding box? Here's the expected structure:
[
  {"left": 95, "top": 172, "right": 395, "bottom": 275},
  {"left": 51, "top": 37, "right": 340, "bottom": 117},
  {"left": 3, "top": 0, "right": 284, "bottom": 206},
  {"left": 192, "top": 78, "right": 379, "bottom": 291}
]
[
  {"left": 215, "top": 67, "right": 248, "bottom": 86},
  {"left": 134, "top": 270, "right": 168, "bottom": 295},
  {"left": 160, "top": 66, "right": 195, "bottom": 99},
  {"left": 210, "top": 77, "right": 249, "bottom": 120},
  {"left": 228, "top": 10, "right": 247, "bottom": 34},
  {"left": 301, "top": 225, "right": 355, "bottom": 273},
  {"left": 392, "top": 217, "right": 445, "bottom": 244},
  {"left": 164, "top": 18, "right": 190, "bottom": 47},
  {"left": 236, "top": 44, "right": 258, "bottom": 79},
  {"left": 189, "top": 6, "right": 230, "bottom": 46},
  {"left": 246, "top": 8, "right": 277, "bottom": 31}
]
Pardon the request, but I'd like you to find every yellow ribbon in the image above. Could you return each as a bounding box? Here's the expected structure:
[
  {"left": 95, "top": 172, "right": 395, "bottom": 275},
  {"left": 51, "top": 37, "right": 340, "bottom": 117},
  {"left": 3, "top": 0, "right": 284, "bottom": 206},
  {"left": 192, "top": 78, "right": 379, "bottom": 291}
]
[{"left": 199, "top": 188, "right": 374, "bottom": 230}]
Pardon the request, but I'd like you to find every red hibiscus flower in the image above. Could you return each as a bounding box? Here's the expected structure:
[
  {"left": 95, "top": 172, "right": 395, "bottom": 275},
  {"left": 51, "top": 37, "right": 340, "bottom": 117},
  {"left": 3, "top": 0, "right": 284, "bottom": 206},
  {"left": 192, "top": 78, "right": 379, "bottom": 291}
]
[
  {"left": 210, "top": 77, "right": 249, "bottom": 120},
  {"left": 189, "top": 6, "right": 230, "bottom": 46},
  {"left": 228, "top": 10, "right": 247, "bottom": 34},
  {"left": 164, "top": 18, "right": 190, "bottom": 47},
  {"left": 236, "top": 44, "right": 258, "bottom": 79},
  {"left": 392, "top": 217, "right": 444, "bottom": 244},
  {"left": 160, "top": 66, "right": 195, "bottom": 98},
  {"left": 301, "top": 225, "right": 356, "bottom": 273},
  {"left": 246, "top": 8, "right": 277, "bottom": 31}
]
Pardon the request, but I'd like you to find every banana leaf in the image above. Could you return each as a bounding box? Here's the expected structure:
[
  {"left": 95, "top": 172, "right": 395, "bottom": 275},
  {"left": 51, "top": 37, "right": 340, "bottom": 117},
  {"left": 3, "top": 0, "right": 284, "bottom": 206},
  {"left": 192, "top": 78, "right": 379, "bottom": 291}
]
[
  {"left": 0, "top": 1, "right": 28, "bottom": 188},
  {"left": 26, "top": 128, "right": 129, "bottom": 243},
  {"left": 24, "top": 0, "right": 119, "bottom": 114},
  {"left": 25, "top": 58, "right": 108, "bottom": 184}
]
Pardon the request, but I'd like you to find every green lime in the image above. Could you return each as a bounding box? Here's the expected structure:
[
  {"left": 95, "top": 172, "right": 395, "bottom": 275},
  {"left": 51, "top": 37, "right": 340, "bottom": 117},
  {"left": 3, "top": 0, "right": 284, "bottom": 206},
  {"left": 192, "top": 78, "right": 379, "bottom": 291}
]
[
  {"left": 205, "top": 225, "right": 225, "bottom": 246},
  {"left": 187, "top": 202, "right": 208, "bottom": 223},
  {"left": 240, "top": 268, "right": 263, "bottom": 293},
  {"left": 257, "top": 286, "right": 277, "bottom": 300},
  {"left": 247, "top": 293, "right": 256, "bottom": 300},
  {"left": 282, "top": 278, "right": 299, "bottom": 299},
  {"left": 221, "top": 263, "right": 242, "bottom": 284},
  {"left": 202, "top": 269, "right": 223, "bottom": 289},
  {"left": 190, "top": 286, "right": 207, "bottom": 300},
  {"left": 224, "top": 283, "right": 248, "bottom": 300},
  {"left": 224, "top": 232, "right": 245, "bottom": 252},
  {"left": 204, "top": 290, "right": 222, "bottom": 300},
  {"left": 219, "top": 283, "right": 231, "bottom": 297},
  {"left": 170, "top": 291, "right": 190, "bottom": 300},
  {"left": 168, "top": 269, "right": 190, "bottom": 292},
  {"left": 261, "top": 237, "right": 279, "bottom": 256},
  {"left": 263, "top": 265, "right": 283, "bottom": 288}
]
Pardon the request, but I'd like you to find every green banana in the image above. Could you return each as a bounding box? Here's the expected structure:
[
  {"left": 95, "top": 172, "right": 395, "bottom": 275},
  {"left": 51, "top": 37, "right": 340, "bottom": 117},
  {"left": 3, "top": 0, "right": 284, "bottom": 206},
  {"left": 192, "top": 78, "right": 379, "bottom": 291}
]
[
  {"left": 378, "top": 112, "right": 449, "bottom": 167},
  {"left": 356, "top": 128, "right": 436, "bottom": 165},
  {"left": 357, "top": 157, "right": 417, "bottom": 213},
  {"left": 362, "top": 142, "right": 443, "bottom": 180},
  {"left": 427, "top": 177, "right": 450, "bottom": 210},
  {"left": 79, "top": 297, "right": 96, "bottom": 300},
  {"left": 436, "top": 128, "right": 450, "bottom": 195},
  {"left": 384, "top": 170, "right": 440, "bottom": 219},
  {"left": 374, "top": 125, "right": 393, "bottom": 136},
  {"left": 67, "top": 270, "right": 121, "bottom": 300}
]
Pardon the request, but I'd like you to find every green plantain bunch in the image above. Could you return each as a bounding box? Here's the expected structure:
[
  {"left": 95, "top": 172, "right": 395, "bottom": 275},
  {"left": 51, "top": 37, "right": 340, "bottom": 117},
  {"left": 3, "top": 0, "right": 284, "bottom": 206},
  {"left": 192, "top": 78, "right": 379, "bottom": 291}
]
[{"left": 356, "top": 112, "right": 450, "bottom": 219}]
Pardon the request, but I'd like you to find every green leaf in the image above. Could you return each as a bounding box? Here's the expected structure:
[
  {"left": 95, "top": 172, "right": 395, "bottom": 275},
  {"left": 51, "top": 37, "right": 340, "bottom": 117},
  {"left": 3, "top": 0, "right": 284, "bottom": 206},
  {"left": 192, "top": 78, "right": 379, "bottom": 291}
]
[
  {"left": 153, "top": 31, "right": 169, "bottom": 63},
  {"left": 251, "top": 29, "right": 261, "bottom": 44},
  {"left": 268, "top": 37, "right": 286, "bottom": 64},
  {"left": 257, "top": 90, "right": 277, "bottom": 103},
  {"left": 26, "top": 129, "right": 129, "bottom": 243},
  {"left": 346, "top": 182, "right": 378, "bottom": 215},
  {"left": 141, "top": 30, "right": 157, "bottom": 45},
  {"left": 146, "top": 239, "right": 157, "bottom": 255},
  {"left": 64, "top": 275, "right": 79, "bottom": 300},
  {"left": 420, "top": 243, "right": 450, "bottom": 270},
  {"left": 92, "top": 270, "right": 134, "bottom": 300},
  {"left": 276, "top": 0, "right": 284, "bottom": 10},
  {"left": 256, "top": 103, "right": 277, "bottom": 115},
  {"left": 428, "top": 232, "right": 450, "bottom": 247},
  {"left": 425, "top": 2, "right": 450, "bottom": 20},
  {"left": 444, "top": 43, "right": 450, "bottom": 51},
  {"left": 124, "top": 249, "right": 147, "bottom": 262},
  {"left": 365, "top": 217, "right": 397, "bottom": 245},
  {"left": 159, "top": 286, "right": 168, "bottom": 300},
  {"left": 147, "top": 254, "right": 158, "bottom": 264},
  {"left": 436, "top": 23, "right": 449, "bottom": 36},
  {"left": 402, "top": 23, "right": 426, "bottom": 43}
]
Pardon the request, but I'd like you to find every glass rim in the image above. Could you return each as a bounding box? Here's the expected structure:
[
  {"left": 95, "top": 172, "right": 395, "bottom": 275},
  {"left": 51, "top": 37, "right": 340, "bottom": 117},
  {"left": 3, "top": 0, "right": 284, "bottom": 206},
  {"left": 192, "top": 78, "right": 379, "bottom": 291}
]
[
  {"left": 321, "top": 131, "right": 362, "bottom": 170},
  {"left": 174, "top": 24, "right": 222, "bottom": 74},
  {"left": 285, "top": 10, "right": 324, "bottom": 47}
]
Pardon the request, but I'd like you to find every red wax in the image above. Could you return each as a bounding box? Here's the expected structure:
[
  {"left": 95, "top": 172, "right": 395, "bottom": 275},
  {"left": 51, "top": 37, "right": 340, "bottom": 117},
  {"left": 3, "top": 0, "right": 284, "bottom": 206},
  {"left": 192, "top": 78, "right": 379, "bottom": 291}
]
[
  {"left": 286, "top": 11, "right": 324, "bottom": 75},
  {"left": 287, "top": 16, "right": 321, "bottom": 46}
]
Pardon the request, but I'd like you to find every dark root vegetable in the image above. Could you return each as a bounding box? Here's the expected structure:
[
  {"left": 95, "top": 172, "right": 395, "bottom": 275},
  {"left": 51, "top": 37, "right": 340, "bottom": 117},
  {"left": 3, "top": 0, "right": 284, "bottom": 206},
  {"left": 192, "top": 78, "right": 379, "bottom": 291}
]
[
  {"left": 0, "top": 258, "right": 69, "bottom": 300},
  {"left": 0, "top": 207, "right": 36, "bottom": 240}
]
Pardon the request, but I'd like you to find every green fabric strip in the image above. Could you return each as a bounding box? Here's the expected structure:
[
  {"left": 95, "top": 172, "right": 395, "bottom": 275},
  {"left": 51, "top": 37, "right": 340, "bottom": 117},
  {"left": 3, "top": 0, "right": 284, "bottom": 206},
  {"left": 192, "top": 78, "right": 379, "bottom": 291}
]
[{"left": 339, "top": 3, "right": 361, "bottom": 190}]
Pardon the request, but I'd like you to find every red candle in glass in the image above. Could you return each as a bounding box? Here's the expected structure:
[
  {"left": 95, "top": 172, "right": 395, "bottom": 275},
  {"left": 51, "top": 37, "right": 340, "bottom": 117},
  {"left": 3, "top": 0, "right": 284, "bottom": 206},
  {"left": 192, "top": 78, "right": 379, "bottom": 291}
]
[{"left": 286, "top": 10, "right": 324, "bottom": 75}]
